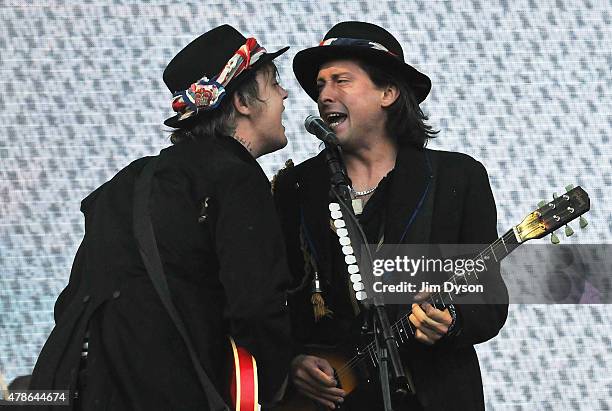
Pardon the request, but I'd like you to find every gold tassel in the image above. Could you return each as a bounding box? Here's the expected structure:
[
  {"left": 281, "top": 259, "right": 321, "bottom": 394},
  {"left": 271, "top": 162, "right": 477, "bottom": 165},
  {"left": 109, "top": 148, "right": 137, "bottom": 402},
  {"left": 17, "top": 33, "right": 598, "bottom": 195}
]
[
  {"left": 311, "top": 275, "right": 333, "bottom": 322},
  {"left": 312, "top": 291, "right": 333, "bottom": 322},
  {"left": 299, "top": 217, "right": 333, "bottom": 322}
]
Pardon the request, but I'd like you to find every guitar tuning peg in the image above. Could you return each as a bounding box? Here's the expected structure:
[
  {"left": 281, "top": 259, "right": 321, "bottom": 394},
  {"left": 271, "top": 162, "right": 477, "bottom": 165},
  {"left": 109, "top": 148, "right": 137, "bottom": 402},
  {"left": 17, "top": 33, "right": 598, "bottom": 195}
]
[
  {"left": 579, "top": 216, "right": 588, "bottom": 229},
  {"left": 551, "top": 232, "right": 560, "bottom": 244},
  {"left": 538, "top": 201, "right": 546, "bottom": 208},
  {"left": 565, "top": 224, "right": 574, "bottom": 237},
  {"left": 553, "top": 192, "right": 558, "bottom": 199},
  {"left": 565, "top": 184, "right": 574, "bottom": 192}
]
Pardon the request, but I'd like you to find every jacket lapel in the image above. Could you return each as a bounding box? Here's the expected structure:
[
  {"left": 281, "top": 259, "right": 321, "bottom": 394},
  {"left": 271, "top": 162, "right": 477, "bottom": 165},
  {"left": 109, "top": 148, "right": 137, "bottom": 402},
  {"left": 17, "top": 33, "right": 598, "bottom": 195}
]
[{"left": 384, "top": 146, "right": 431, "bottom": 244}]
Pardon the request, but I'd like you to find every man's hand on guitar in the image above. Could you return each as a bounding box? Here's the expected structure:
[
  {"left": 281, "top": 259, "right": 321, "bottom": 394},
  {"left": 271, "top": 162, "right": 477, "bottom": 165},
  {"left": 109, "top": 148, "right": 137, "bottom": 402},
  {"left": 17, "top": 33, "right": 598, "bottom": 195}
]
[
  {"left": 290, "top": 354, "right": 346, "bottom": 409},
  {"left": 409, "top": 303, "right": 452, "bottom": 345}
]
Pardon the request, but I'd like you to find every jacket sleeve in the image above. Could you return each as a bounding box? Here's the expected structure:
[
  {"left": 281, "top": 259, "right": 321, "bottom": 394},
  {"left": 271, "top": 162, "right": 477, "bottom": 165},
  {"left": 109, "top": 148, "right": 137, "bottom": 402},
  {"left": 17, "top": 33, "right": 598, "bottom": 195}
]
[
  {"left": 53, "top": 188, "right": 102, "bottom": 322},
  {"left": 213, "top": 161, "right": 293, "bottom": 403},
  {"left": 272, "top": 168, "right": 318, "bottom": 357},
  {"left": 448, "top": 161, "right": 509, "bottom": 348}
]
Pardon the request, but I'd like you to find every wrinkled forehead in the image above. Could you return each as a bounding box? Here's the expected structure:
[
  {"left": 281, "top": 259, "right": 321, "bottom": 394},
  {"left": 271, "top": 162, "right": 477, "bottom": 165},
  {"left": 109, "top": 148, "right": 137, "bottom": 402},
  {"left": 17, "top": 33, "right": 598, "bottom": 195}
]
[{"left": 316, "top": 59, "right": 365, "bottom": 79}]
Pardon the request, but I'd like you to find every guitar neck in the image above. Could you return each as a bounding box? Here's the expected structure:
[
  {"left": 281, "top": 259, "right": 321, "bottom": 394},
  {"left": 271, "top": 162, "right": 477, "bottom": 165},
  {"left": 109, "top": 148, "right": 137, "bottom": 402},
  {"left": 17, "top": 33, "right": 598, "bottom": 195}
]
[
  {"left": 478, "top": 229, "right": 522, "bottom": 265},
  {"left": 428, "top": 228, "right": 520, "bottom": 307},
  {"left": 357, "top": 229, "right": 522, "bottom": 369},
  {"left": 370, "top": 229, "right": 519, "bottom": 360}
]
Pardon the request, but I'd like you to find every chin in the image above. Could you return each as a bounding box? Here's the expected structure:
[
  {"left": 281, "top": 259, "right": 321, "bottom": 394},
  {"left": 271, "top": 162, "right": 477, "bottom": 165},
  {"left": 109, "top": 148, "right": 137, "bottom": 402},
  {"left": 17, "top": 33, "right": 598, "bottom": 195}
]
[
  {"left": 279, "top": 134, "right": 288, "bottom": 149},
  {"left": 274, "top": 130, "right": 288, "bottom": 149},
  {"left": 271, "top": 140, "right": 288, "bottom": 154},
  {"left": 261, "top": 135, "right": 288, "bottom": 156},
  {"left": 334, "top": 130, "right": 350, "bottom": 145},
  {"left": 335, "top": 133, "right": 351, "bottom": 147}
]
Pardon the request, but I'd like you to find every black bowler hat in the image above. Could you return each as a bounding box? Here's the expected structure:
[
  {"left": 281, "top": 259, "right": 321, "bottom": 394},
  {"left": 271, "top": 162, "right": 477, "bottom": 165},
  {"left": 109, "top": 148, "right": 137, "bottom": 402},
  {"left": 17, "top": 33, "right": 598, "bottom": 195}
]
[
  {"left": 163, "top": 25, "right": 289, "bottom": 128},
  {"left": 293, "top": 21, "right": 431, "bottom": 103}
]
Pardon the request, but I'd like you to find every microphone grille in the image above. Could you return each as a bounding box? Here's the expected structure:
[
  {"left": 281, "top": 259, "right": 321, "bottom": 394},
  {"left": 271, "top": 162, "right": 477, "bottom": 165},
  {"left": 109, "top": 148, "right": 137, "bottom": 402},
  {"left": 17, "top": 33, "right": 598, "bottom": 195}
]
[{"left": 304, "top": 115, "right": 321, "bottom": 133}]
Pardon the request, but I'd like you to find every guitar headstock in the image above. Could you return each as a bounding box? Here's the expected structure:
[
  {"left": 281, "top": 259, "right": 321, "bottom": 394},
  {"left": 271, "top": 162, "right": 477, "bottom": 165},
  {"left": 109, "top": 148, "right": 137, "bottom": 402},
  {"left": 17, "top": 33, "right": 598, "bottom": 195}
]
[{"left": 514, "top": 185, "right": 590, "bottom": 243}]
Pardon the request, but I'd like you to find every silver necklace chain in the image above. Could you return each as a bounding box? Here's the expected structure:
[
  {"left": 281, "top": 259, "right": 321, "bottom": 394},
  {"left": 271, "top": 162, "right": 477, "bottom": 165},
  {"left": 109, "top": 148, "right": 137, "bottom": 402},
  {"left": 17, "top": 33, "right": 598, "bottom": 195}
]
[{"left": 350, "top": 184, "right": 378, "bottom": 197}]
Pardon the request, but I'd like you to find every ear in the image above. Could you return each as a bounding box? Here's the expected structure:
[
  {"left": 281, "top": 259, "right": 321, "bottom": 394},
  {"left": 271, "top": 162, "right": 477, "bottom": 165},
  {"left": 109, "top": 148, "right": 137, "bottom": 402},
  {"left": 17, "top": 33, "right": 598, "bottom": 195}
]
[
  {"left": 232, "top": 92, "right": 251, "bottom": 116},
  {"left": 381, "top": 84, "right": 399, "bottom": 108}
]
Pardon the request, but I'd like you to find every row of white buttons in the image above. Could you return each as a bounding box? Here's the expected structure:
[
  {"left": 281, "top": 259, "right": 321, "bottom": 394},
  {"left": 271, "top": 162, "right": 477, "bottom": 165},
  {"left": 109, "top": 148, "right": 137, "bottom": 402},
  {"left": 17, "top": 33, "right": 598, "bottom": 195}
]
[{"left": 329, "top": 202, "right": 367, "bottom": 301}]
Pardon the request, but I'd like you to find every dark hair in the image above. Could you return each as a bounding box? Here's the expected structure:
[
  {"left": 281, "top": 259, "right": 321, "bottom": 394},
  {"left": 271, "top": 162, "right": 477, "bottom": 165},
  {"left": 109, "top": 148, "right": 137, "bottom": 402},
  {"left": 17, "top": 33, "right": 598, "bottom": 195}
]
[
  {"left": 169, "top": 63, "right": 278, "bottom": 144},
  {"left": 356, "top": 59, "right": 438, "bottom": 148}
]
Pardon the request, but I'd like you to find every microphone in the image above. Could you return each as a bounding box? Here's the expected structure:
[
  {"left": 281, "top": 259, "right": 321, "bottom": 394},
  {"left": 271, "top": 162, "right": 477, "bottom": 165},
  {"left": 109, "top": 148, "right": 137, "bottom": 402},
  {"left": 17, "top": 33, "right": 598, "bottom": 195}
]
[{"left": 304, "top": 115, "right": 340, "bottom": 146}]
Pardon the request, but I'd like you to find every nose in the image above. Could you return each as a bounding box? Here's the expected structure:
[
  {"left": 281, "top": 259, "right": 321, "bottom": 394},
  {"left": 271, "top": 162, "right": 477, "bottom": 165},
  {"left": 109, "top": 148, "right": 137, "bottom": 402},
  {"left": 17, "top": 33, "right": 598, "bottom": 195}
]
[
  {"left": 281, "top": 85, "right": 288, "bottom": 100},
  {"left": 317, "top": 82, "right": 335, "bottom": 104}
]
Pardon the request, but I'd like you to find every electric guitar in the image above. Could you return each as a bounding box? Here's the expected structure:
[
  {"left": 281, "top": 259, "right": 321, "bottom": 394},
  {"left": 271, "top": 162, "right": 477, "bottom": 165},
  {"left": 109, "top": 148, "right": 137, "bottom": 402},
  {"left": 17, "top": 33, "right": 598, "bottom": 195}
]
[
  {"left": 228, "top": 337, "right": 260, "bottom": 411},
  {"left": 273, "top": 185, "right": 591, "bottom": 411}
]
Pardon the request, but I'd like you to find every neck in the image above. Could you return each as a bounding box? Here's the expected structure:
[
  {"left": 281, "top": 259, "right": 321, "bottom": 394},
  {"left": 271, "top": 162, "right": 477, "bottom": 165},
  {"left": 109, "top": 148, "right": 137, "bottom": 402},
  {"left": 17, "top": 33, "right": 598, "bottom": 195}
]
[
  {"left": 232, "top": 120, "right": 260, "bottom": 157},
  {"left": 232, "top": 134, "right": 256, "bottom": 156},
  {"left": 343, "top": 136, "right": 398, "bottom": 191}
]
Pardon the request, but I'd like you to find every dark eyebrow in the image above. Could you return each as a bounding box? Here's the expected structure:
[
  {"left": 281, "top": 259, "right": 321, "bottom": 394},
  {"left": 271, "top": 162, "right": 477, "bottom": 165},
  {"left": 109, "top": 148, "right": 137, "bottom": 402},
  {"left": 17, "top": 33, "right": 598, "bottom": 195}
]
[{"left": 316, "top": 72, "right": 353, "bottom": 83}]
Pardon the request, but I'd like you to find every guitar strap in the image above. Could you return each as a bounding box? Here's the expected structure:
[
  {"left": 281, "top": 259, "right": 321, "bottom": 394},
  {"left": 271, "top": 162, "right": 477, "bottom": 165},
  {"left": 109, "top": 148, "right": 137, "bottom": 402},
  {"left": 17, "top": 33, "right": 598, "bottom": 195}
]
[
  {"left": 132, "top": 156, "right": 230, "bottom": 411},
  {"left": 397, "top": 149, "right": 438, "bottom": 245},
  {"left": 414, "top": 149, "right": 438, "bottom": 244}
]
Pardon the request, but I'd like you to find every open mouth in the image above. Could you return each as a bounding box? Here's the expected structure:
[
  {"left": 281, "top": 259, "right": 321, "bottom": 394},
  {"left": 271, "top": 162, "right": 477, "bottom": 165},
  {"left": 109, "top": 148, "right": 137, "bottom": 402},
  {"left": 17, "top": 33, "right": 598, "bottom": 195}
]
[{"left": 325, "top": 112, "right": 347, "bottom": 129}]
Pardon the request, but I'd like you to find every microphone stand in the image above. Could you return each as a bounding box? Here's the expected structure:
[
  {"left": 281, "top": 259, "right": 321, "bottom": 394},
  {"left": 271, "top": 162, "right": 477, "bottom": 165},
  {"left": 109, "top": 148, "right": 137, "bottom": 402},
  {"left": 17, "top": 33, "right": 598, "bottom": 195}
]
[{"left": 322, "top": 142, "right": 414, "bottom": 411}]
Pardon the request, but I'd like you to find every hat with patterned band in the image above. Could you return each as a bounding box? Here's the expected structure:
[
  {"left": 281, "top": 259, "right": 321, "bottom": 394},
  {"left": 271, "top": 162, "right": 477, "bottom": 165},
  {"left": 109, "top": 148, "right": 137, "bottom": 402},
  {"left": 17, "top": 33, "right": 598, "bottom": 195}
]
[
  {"left": 293, "top": 21, "right": 431, "bottom": 104},
  {"left": 163, "top": 25, "right": 289, "bottom": 128}
]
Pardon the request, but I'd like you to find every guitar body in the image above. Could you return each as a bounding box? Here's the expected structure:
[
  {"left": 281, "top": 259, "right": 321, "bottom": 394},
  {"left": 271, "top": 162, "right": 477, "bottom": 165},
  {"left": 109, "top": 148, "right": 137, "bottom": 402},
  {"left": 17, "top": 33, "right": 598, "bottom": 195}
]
[
  {"left": 272, "top": 345, "right": 366, "bottom": 411},
  {"left": 229, "top": 337, "right": 259, "bottom": 411},
  {"left": 227, "top": 340, "right": 360, "bottom": 411}
]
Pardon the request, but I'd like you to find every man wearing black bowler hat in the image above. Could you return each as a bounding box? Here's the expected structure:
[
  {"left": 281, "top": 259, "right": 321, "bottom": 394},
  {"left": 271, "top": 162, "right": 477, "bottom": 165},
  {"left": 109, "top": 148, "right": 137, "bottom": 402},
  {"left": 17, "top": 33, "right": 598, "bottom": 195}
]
[
  {"left": 28, "top": 25, "right": 293, "bottom": 410},
  {"left": 274, "top": 21, "right": 508, "bottom": 410}
]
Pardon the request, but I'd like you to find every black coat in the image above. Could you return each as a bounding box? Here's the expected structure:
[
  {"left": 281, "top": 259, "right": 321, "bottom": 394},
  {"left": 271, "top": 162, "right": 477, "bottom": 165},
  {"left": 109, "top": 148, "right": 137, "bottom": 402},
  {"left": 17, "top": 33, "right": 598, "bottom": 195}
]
[
  {"left": 273, "top": 146, "right": 509, "bottom": 411},
  {"left": 29, "top": 136, "right": 293, "bottom": 410}
]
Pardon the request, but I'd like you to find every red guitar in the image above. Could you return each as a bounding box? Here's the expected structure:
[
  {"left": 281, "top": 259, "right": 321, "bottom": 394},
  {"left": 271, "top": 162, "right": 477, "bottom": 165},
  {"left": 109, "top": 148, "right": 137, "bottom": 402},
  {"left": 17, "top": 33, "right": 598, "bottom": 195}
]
[{"left": 228, "top": 337, "right": 260, "bottom": 411}]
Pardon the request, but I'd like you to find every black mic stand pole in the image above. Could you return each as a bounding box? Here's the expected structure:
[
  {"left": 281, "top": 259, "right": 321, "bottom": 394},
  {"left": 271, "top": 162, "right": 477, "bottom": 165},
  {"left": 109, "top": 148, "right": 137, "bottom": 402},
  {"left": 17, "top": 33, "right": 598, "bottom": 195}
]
[
  {"left": 322, "top": 142, "right": 413, "bottom": 411},
  {"left": 323, "top": 141, "right": 352, "bottom": 202}
]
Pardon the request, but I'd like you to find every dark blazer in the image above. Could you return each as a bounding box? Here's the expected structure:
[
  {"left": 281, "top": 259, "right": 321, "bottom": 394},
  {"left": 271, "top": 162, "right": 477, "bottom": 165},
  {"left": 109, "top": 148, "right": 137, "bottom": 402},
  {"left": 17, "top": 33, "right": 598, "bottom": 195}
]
[
  {"left": 274, "top": 145, "right": 509, "bottom": 411},
  {"left": 29, "top": 136, "right": 292, "bottom": 410}
]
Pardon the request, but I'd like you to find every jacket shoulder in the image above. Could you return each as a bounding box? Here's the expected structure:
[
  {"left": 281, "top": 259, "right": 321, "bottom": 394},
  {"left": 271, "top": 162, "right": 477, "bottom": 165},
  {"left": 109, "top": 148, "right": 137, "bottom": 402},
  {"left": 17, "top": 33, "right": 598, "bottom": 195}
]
[
  {"left": 426, "top": 149, "right": 490, "bottom": 180},
  {"left": 295, "top": 152, "right": 327, "bottom": 173},
  {"left": 427, "top": 148, "right": 484, "bottom": 168},
  {"left": 159, "top": 137, "right": 264, "bottom": 191},
  {"left": 80, "top": 156, "right": 152, "bottom": 214},
  {"left": 273, "top": 153, "right": 324, "bottom": 193}
]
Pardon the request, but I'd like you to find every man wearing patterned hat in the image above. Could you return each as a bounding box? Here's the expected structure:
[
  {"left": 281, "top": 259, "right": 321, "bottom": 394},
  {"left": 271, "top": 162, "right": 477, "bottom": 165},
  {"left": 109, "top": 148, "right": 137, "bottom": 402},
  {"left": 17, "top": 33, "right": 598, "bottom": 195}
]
[
  {"left": 28, "top": 25, "right": 292, "bottom": 410},
  {"left": 274, "top": 21, "right": 508, "bottom": 410}
]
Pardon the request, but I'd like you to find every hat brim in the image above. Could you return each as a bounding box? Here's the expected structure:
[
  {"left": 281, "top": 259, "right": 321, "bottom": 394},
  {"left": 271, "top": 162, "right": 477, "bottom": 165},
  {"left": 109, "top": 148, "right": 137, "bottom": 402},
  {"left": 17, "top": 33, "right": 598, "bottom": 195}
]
[
  {"left": 164, "top": 46, "right": 289, "bottom": 129},
  {"left": 293, "top": 45, "right": 431, "bottom": 104}
]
